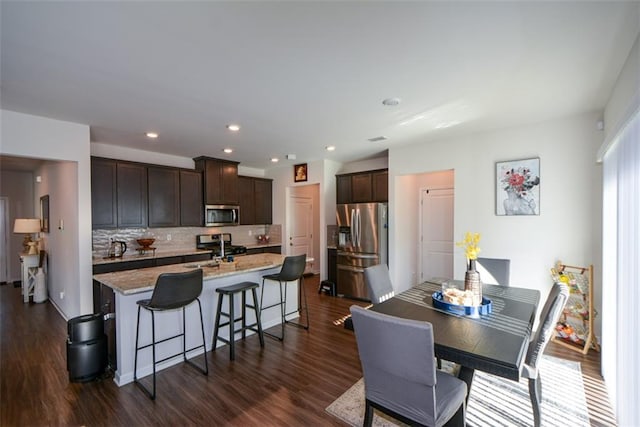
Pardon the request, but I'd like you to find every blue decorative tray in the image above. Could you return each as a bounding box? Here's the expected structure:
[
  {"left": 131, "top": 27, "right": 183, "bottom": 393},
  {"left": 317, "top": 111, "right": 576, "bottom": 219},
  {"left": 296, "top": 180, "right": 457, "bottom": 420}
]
[{"left": 432, "top": 292, "right": 492, "bottom": 318}]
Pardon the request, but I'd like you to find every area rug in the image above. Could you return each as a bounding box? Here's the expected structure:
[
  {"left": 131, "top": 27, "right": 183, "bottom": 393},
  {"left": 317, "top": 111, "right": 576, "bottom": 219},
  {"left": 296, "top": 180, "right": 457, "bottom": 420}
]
[{"left": 326, "top": 355, "right": 590, "bottom": 427}]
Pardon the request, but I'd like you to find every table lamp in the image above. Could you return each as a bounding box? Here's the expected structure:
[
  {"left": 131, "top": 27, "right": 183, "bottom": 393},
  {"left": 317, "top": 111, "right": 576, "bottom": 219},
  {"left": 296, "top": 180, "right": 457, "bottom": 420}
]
[{"left": 13, "top": 218, "right": 41, "bottom": 254}]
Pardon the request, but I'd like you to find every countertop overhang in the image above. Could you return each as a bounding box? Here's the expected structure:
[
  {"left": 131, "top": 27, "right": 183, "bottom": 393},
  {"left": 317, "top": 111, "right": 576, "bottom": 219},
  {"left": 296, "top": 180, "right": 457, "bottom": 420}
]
[{"left": 93, "top": 253, "right": 286, "bottom": 295}]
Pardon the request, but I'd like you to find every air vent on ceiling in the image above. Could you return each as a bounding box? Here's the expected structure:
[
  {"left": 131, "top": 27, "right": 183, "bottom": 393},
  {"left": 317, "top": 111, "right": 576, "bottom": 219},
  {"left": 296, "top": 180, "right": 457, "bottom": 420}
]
[{"left": 368, "top": 136, "right": 388, "bottom": 142}]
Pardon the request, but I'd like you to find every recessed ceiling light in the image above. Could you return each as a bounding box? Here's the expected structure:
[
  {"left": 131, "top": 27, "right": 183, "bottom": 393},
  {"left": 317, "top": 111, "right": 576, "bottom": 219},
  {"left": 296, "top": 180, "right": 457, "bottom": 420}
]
[
  {"left": 382, "top": 97, "right": 401, "bottom": 106},
  {"left": 223, "top": 148, "right": 233, "bottom": 154},
  {"left": 326, "top": 145, "right": 336, "bottom": 151},
  {"left": 271, "top": 157, "right": 279, "bottom": 163},
  {"left": 226, "top": 124, "right": 240, "bottom": 132},
  {"left": 146, "top": 132, "right": 159, "bottom": 139}
]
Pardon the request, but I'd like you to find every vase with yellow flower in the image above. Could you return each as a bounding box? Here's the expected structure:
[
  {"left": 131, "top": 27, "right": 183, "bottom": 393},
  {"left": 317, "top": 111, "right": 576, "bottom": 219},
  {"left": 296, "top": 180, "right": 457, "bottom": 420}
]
[{"left": 456, "top": 232, "right": 482, "bottom": 306}]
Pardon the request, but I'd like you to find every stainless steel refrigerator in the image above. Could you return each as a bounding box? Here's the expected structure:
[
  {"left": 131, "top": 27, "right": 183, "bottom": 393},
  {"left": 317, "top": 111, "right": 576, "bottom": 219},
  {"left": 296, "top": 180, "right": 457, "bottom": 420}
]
[{"left": 336, "top": 203, "right": 388, "bottom": 300}]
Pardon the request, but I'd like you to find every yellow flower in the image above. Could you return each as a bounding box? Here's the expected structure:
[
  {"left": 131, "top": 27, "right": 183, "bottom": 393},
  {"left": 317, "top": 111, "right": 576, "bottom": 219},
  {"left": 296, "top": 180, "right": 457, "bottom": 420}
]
[{"left": 456, "top": 231, "right": 481, "bottom": 260}]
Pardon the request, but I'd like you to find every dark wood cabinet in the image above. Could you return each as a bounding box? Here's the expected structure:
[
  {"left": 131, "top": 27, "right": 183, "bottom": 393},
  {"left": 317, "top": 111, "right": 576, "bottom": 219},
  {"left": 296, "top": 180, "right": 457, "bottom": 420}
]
[
  {"left": 93, "top": 281, "right": 117, "bottom": 369},
  {"left": 238, "top": 176, "right": 272, "bottom": 225},
  {"left": 351, "top": 173, "right": 372, "bottom": 203},
  {"left": 179, "top": 170, "right": 203, "bottom": 226},
  {"left": 91, "top": 158, "right": 118, "bottom": 229},
  {"left": 336, "top": 169, "right": 388, "bottom": 204},
  {"left": 92, "top": 252, "right": 213, "bottom": 274},
  {"left": 372, "top": 170, "right": 389, "bottom": 202},
  {"left": 336, "top": 175, "right": 352, "bottom": 205},
  {"left": 246, "top": 246, "right": 282, "bottom": 255},
  {"left": 148, "top": 167, "right": 180, "bottom": 227},
  {"left": 238, "top": 176, "right": 255, "bottom": 225},
  {"left": 116, "top": 162, "right": 148, "bottom": 228},
  {"left": 254, "top": 178, "right": 273, "bottom": 225},
  {"left": 328, "top": 247, "right": 337, "bottom": 285},
  {"left": 91, "top": 156, "right": 204, "bottom": 229},
  {"left": 194, "top": 157, "right": 239, "bottom": 205}
]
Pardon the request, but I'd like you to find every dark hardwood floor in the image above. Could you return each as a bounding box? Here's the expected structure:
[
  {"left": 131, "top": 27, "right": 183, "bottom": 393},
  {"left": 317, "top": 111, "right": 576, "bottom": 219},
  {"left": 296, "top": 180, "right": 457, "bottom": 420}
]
[{"left": 1, "top": 277, "right": 616, "bottom": 426}]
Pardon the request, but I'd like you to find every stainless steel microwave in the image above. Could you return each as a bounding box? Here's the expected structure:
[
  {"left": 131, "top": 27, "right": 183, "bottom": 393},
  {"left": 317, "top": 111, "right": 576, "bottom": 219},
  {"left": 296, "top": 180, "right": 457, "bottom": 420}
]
[{"left": 205, "top": 205, "right": 239, "bottom": 226}]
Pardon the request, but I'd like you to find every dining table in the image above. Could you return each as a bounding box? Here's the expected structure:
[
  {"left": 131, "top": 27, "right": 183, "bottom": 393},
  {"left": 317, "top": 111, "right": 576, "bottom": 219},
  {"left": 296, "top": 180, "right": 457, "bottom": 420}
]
[{"left": 364, "top": 278, "right": 541, "bottom": 397}]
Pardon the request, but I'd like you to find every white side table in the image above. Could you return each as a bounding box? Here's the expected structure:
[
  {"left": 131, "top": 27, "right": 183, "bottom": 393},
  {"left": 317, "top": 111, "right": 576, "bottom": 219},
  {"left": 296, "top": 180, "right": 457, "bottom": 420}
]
[{"left": 19, "top": 253, "right": 39, "bottom": 303}]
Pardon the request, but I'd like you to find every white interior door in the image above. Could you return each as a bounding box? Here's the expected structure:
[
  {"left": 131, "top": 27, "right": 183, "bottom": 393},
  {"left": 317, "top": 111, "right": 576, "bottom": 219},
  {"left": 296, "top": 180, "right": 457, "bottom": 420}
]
[
  {"left": 420, "top": 188, "right": 454, "bottom": 281},
  {"left": 289, "top": 195, "right": 313, "bottom": 272},
  {"left": 0, "top": 197, "right": 8, "bottom": 283}
]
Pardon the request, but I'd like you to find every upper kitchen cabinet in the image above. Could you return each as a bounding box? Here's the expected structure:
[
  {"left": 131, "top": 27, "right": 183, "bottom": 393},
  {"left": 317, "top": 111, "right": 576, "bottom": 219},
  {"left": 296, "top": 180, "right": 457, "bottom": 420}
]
[
  {"left": 336, "top": 169, "right": 388, "bottom": 204},
  {"left": 194, "top": 157, "right": 239, "bottom": 205},
  {"left": 117, "top": 162, "right": 148, "bottom": 228},
  {"left": 147, "top": 166, "right": 180, "bottom": 227},
  {"left": 239, "top": 176, "right": 272, "bottom": 225},
  {"left": 91, "top": 158, "right": 118, "bottom": 228},
  {"left": 179, "top": 170, "right": 203, "bottom": 226}
]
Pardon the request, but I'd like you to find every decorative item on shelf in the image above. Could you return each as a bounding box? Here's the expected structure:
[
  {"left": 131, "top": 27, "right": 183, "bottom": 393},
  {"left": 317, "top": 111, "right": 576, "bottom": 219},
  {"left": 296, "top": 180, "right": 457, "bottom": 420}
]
[
  {"left": 257, "top": 234, "right": 270, "bottom": 244},
  {"left": 13, "top": 218, "right": 41, "bottom": 254},
  {"left": 136, "top": 238, "right": 156, "bottom": 256},
  {"left": 456, "top": 231, "right": 482, "bottom": 306}
]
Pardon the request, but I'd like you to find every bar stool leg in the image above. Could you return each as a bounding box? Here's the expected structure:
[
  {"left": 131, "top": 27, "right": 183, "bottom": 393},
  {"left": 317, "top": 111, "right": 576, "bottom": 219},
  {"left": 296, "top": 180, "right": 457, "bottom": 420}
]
[
  {"left": 241, "top": 290, "right": 247, "bottom": 340},
  {"left": 228, "top": 293, "right": 235, "bottom": 361},
  {"left": 251, "top": 287, "right": 265, "bottom": 347},
  {"left": 212, "top": 293, "right": 224, "bottom": 352}
]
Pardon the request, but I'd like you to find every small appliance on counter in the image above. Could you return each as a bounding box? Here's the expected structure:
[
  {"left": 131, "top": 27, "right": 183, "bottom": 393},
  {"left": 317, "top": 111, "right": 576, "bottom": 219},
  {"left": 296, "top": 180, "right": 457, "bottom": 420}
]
[
  {"left": 196, "top": 233, "right": 247, "bottom": 257},
  {"left": 105, "top": 239, "right": 127, "bottom": 258}
]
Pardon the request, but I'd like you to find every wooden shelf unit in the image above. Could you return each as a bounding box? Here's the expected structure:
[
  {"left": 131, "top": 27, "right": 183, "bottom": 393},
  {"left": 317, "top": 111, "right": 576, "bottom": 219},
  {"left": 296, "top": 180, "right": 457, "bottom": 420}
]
[{"left": 551, "top": 262, "right": 599, "bottom": 355}]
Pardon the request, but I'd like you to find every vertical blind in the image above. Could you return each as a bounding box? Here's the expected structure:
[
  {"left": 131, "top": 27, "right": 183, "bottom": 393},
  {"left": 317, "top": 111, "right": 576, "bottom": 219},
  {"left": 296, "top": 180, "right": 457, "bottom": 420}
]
[{"left": 602, "top": 110, "right": 640, "bottom": 426}]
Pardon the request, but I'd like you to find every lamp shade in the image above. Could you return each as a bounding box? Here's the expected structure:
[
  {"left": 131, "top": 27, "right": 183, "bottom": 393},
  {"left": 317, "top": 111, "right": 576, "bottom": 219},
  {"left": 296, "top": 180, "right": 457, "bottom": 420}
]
[{"left": 13, "top": 218, "right": 41, "bottom": 233}]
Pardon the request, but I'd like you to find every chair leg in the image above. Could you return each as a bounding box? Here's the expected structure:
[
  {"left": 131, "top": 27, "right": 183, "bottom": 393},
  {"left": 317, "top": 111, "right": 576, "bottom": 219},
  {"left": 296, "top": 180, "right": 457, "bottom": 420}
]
[
  {"left": 251, "top": 288, "right": 265, "bottom": 347},
  {"left": 241, "top": 290, "right": 247, "bottom": 340},
  {"left": 529, "top": 376, "right": 542, "bottom": 427},
  {"left": 284, "top": 276, "right": 310, "bottom": 330},
  {"left": 134, "top": 305, "right": 141, "bottom": 382},
  {"left": 228, "top": 293, "right": 235, "bottom": 360},
  {"left": 363, "top": 399, "right": 374, "bottom": 427},
  {"left": 260, "top": 278, "right": 284, "bottom": 341},
  {"left": 444, "top": 400, "right": 466, "bottom": 427},
  {"left": 196, "top": 299, "right": 208, "bottom": 375},
  {"left": 212, "top": 293, "right": 224, "bottom": 351}
]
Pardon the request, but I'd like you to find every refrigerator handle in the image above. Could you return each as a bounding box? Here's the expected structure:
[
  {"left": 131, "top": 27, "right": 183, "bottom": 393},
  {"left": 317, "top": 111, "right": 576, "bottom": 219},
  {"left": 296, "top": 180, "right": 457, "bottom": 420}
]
[
  {"left": 356, "top": 208, "right": 361, "bottom": 247},
  {"left": 350, "top": 209, "right": 356, "bottom": 247}
]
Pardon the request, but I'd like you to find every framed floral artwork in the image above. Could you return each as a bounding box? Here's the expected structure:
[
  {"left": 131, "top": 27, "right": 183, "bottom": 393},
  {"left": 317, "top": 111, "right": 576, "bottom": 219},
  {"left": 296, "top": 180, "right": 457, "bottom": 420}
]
[{"left": 496, "top": 158, "right": 540, "bottom": 216}]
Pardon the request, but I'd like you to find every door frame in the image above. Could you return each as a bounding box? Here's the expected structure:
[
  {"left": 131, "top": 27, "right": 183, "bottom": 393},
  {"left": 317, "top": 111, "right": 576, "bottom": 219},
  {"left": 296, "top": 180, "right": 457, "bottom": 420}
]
[
  {"left": 286, "top": 184, "right": 320, "bottom": 275},
  {"left": 0, "top": 197, "right": 9, "bottom": 283},
  {"left": 418, "top": 187, "right": 454, "bottom": 283}
]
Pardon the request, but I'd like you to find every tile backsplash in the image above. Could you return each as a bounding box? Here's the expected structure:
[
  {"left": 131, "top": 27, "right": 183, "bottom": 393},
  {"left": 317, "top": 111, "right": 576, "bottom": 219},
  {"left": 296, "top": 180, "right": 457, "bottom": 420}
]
[{"left": 92, "top": 224, "right": 282, "bottom": 257}]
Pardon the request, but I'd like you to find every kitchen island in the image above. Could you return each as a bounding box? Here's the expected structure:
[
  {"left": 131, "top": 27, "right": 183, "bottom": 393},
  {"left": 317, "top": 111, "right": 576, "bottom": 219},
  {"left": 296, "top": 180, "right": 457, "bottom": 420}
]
[{"left": 93, "top": 253, "right": 301, "bottom": 386}]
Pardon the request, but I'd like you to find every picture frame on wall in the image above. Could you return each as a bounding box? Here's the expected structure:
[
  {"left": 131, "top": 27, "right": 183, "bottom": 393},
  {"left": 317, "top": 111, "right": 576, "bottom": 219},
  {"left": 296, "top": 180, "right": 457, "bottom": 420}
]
[
  {"left": 496, "top": 157, "right": 540, "bottom": 216},
  {"left": 294, "top": 163, "right": 308, "bottom": 182},
  {"left": 40, "top": 195, "right": 50, "bottom": 232}
]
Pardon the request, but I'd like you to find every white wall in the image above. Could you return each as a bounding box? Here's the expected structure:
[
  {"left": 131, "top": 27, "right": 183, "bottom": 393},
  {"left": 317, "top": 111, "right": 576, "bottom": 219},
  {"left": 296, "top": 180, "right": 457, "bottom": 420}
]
[
  {"left": 1, "top": 110, "right": 91, "bottom": 319},
  {"left": 337, "top": 156, "right": 388, "bottom": 175},
  {"left": 601, "top": 32, "right": 640, "bottom": 159},
  {"left": 390, "top": 112, "right": 603, "bottom": 333},
  {"left": 91, "top": 142, "right": 195, "bottom": 169},
  {"left": 269, "top": 158, "right": 339, "bottom": 280}
]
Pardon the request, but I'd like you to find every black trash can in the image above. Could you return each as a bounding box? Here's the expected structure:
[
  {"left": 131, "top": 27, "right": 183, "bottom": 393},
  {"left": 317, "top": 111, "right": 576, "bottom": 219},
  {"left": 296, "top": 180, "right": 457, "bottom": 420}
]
[{"left": 66, "top": 313, "right": 107, "bottom": 382}]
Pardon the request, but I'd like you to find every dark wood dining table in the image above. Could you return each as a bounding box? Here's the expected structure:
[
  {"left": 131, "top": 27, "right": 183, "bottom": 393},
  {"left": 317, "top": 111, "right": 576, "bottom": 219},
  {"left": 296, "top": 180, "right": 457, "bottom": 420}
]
[{"left": 366, "top": 278, "right": 540, "bottom": 395}]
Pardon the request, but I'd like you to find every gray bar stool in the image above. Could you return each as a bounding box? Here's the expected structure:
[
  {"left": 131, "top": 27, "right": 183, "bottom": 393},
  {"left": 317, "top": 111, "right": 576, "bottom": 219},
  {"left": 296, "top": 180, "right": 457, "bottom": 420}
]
[
  {"left": 134, "top": 269, "right": 208, "bottom": 400},
  {"left": 259, "top": 254, "right": 309, "bottom": 341},
  {"left": 212, "top": 281, "right": 264, "bottom": 360}
]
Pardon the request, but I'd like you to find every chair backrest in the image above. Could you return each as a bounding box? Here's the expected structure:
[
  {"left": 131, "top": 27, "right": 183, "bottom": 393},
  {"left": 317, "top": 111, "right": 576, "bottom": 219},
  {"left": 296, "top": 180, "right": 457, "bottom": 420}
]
[
  {"left": 476, "top": 257, "right": 511, "bottom": 286},
  {"left": 277, "top": 254, "right": 307, "bottom": 281},
  {"left": 364, "top": 264, "right": 395, "bottom": 304},
  {"left": 350, "top": 305, "right": 438, "bottom": 424},
  {"left": 148, "top": 269, "right": 203, "bottom": 310},
  {"left": 525, "top": 282, "right": 569, "bottom": 370}
]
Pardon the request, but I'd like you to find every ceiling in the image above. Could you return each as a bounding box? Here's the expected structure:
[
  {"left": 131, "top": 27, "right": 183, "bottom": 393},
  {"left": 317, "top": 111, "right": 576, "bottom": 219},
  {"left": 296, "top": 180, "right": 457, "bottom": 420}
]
[{"left": 1, "top": 1, "right": 638, "bottom": 171}]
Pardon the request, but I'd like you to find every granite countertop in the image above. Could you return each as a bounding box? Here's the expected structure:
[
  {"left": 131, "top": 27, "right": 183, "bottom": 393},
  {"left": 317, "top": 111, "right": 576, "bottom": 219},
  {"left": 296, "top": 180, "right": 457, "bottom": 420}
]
[
  {"left": 93, "top": 249, "right": 212, "bottom": 266},
  {"left": 93, "top": 253, "right": 286, "bottom": 295}
]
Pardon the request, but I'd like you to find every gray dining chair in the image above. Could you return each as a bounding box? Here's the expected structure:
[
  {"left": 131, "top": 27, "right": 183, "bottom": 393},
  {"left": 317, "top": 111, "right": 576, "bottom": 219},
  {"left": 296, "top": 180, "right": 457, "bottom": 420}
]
[
  {"left": 476, "top": 257, "right": 511, "bottom": 286},
  {"left": 364, "top": 264, "right": 395, "bottom": 304},
  {"left": 350, "top": 305, "right": 467, "bottom": 427},
  {"left": 520, "top": 282, "right": 569, "bottom": 427}
]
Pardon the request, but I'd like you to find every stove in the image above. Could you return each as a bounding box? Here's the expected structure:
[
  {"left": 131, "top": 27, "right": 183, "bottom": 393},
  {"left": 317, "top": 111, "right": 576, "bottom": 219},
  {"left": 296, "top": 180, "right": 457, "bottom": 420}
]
[{"left": 196, "top": 233, "right": 247, "bottom": 257}]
